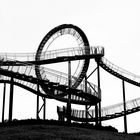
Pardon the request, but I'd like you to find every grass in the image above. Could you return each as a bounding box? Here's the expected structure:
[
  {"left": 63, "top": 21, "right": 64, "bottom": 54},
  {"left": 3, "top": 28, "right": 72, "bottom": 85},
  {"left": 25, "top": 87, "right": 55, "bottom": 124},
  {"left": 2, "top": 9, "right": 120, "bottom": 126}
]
[{"left": 0, "top": 119, "right": 139, "bottom": 140}]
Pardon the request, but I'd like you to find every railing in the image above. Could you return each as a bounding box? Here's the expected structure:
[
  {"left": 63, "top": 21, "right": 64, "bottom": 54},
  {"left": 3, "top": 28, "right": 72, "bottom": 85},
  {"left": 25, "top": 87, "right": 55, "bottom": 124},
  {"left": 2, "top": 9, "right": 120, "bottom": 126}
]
[
  {"left": 0, "top": 46, "right": 104, "bottom": 62},
  {"left": 0, "top": 57, "right": 101, "bottom": 99},
  {"left": 0, "top": 46, "right": 104, "bottom": 100},
  {"left": 0, "top": 52, "right": 36, "bottom": 61},
  {"left": 42, "top": 67, "right": 100, "bottom": 98},
  {"left": 101, "top": 57, "right": 140, "bottom": 83},
  {"left": 100, "top": 97, "right": 140, "bottom": 117},
  {"left": 0, "top": 75, "right": 46, "bottom": 95},
  {"left": 63, "top": 97, "right": 140, "bottom": 119},
  {"left": 39, "top": 46, "right": 104, "bottom": 60}
]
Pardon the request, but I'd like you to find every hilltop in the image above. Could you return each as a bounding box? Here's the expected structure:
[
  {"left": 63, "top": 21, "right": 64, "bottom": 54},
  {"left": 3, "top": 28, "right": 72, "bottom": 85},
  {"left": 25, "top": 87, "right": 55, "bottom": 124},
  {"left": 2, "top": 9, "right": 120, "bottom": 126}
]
[{"left": 0, "top": 119, "right": 139, "bottom": 140}]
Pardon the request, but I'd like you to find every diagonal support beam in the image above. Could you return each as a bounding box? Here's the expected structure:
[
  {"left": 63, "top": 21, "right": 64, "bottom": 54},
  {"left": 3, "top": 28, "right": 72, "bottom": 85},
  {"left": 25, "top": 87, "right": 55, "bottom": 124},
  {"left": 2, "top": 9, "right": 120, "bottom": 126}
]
[{"left": 87, "top": 67, "right": 97, "bottom": 79}]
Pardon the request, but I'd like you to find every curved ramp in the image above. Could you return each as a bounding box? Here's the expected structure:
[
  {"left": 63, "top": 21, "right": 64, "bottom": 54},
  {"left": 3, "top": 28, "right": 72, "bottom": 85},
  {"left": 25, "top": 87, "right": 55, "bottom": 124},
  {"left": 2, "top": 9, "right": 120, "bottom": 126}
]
[
  {"left": 99, "top": 57, "right": 140, "bottom": 86},
  {"left": 0, "top": 46, "right": 103, "bottom": 102},
  {"left": 57, "top": 97, "right": 140, "bottom": 122},
  {"left": 0, "top": 57, "right": 100, "bottom": 105}
]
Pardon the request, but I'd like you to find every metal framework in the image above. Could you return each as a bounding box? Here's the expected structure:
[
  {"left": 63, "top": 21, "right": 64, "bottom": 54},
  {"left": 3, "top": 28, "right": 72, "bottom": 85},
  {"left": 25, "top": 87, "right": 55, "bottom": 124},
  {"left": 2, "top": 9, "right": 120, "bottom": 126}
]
[{"left": 1, "top": 24, "right": 140, "bottom": 133}]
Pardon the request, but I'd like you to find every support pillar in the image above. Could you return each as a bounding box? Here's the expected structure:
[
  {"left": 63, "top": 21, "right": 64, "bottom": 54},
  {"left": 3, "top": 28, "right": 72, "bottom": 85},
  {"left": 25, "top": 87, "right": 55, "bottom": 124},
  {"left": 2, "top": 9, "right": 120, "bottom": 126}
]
[
  {"left": 36, "top": 84, "right": 40, "bottom": 120},
  {"left": 87, "top": 67, "right": 99, "bottom": 125},
  {"left": 43, "top": 97, "right": 46, "bottom": 120},
  {"left": 122, "top": 80, "right": 127, "bottom": 133},
  {"left": 85, "top": 75, "right": 88, "bottom": 122},
  {"left": 95, "top": 105, "right": 98, "bottom": 125},
  {"left": 9, "top": 77, "right": 14, "bottom": 123},
  {"left": 97, "top": 63, "right": 101, "bottom": 126},
  {"left": 2, "top": 83, "right": 6, "bottom": 123},
  {"left": 67, "top": 61, "right": 71, "bottom": 124}
]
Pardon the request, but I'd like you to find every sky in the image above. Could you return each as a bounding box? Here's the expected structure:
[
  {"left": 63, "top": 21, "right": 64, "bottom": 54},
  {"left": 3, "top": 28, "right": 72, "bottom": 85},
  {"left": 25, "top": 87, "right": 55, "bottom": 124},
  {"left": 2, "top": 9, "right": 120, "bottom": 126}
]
[{"left": 0, "top": 0, "right": 140, "bottom": 133}]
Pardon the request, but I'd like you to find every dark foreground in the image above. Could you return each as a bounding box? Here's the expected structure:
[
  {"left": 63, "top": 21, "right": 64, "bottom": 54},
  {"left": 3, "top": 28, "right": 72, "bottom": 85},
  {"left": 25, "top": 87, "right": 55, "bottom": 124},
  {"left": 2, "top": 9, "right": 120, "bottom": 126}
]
[{"left": 0, "top": 120, "right": 139, "bottom": 140}]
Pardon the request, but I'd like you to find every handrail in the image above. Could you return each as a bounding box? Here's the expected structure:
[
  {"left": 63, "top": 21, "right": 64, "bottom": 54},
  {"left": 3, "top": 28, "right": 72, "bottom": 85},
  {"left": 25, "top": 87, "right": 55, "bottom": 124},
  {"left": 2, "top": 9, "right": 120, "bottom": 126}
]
[
  {"left": 0, "top": 46, "right": 104, "bottom": 62},
  {"left": 101, "top": 57, "right": 140, "bottom": 83},
  {"left": 0, "top": 57, "right": 101, "bottom": 100},
  {"left": 58, "top": 97, "right": 140, "bottom": 119}
]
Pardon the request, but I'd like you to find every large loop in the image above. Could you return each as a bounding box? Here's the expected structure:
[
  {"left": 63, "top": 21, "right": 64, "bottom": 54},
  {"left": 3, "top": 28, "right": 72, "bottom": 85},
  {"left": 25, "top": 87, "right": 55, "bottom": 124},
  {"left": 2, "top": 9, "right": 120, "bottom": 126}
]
[{"left": 35, "top": 24, "right": 90, "bottom": 89}]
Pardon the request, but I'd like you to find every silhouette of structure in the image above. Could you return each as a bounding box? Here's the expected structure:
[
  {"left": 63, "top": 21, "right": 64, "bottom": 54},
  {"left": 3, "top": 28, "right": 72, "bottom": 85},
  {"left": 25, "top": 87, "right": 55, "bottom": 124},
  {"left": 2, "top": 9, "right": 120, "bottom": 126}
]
[{"left": 1, "top": 24, "right": 140, "bottom": 133}]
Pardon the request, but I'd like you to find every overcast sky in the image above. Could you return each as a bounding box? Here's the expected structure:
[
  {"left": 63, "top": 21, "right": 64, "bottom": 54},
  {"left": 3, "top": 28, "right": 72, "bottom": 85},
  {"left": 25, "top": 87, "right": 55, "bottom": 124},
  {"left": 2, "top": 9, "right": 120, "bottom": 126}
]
[{"left": 0, "top": 0, "right": 140, "bottom": 133}]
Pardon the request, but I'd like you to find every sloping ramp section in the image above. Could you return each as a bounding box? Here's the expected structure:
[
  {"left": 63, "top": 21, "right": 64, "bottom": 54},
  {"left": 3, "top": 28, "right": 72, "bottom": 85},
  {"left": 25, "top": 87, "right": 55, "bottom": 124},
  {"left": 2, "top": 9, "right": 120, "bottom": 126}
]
[
  {"left": 99, "top": 57, "right": 140, "bottom": 86},
  {"left": 57, "top": 97, "right": 140, "bottom": 122},
  {"left": 0, "top": 58, "right": 100, "bottom": 105}
]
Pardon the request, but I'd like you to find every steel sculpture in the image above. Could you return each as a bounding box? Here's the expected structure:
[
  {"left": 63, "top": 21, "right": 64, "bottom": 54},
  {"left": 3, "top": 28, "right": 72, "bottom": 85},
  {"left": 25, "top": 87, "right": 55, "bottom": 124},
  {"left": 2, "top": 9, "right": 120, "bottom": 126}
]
[{"left": 0, "top": 24, "right": 140, "bottom": 133}]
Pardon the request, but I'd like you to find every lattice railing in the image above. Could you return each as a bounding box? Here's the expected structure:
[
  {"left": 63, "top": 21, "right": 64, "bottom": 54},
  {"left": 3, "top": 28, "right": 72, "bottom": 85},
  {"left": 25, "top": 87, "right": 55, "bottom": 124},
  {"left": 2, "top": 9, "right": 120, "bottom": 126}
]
[
  {"left": 0, "top": 57, "right": 101, "bottom": 100},
  {"left": 0, "top": 46, "right": 104, "bottom": 62},
  {"left": 58, "top": 97, "right": 140, "bottom": 119},
  {"left": 101, "top": 57, "right": 140, "bottom": 83}
]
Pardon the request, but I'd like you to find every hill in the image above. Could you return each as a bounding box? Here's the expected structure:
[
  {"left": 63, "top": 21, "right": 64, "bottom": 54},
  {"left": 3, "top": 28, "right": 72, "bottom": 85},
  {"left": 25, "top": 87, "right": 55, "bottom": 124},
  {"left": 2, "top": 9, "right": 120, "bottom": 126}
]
[{"left": 0, "top": 120, "right": 139, "bottom": 140}]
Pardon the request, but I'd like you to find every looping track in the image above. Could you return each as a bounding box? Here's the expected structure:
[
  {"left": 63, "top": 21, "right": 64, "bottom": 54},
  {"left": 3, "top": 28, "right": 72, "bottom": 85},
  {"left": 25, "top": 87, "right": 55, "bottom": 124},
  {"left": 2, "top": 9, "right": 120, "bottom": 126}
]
[
  {"left": 1, "top": 24, "right": 140, "bottom": 123},
  {"left": 35, "top": 24, "right": 90, "bottom": 89}
]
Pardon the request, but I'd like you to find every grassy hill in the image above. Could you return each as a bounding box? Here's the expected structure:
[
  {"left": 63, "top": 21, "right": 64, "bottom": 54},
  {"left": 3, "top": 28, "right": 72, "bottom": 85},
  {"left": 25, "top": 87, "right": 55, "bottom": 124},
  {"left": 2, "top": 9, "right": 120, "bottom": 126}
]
[{"left": 0, "top": 120, "right": 139, "bottom": 140}]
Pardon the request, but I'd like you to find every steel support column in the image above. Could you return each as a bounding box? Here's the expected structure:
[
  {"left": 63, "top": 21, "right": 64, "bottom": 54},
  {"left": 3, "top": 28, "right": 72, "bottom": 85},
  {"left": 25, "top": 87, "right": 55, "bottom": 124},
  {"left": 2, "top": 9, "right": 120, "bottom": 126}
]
[
  {"left": 95, "top": 105, "right": 98, "bottom": 125},
  {"left": 97, "top": 63, "right": 101, "bottom": 126},
  {"left": 85, "top": 75, "right": 88, "bottom": 123},
  {"left": 67, "top": 61, "right": 71, "bottom": 124},
  {"left": 43, "top": 97, "right": 46, "bottom": 120},
  {"left": 122, "top": 80, "right": 127, "bottom": 133},
  {"left": 87, "top": 66, "right": 99, "bottom": 125},
  {"left": 2, "top": 83, "right": 6, "bottom": 123},
  {"left": 9, "top": 77, "right": 14, "bottom": 123},
  {"left": 37, "top": 84, "right": 40, "bottom": 120}
]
